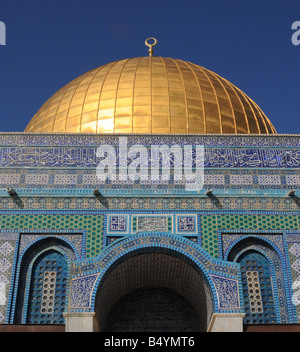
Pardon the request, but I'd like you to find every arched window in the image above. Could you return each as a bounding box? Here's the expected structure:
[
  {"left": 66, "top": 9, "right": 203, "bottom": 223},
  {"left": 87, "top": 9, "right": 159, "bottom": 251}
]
[
  {"left": 12, "top": 237, "right": 76, "bottom": 325},
  {"left": 26, "top": 250, "right": 68, "bottom": 324},
  {"left": 226, "top": 236, "right": 294, "bottom": 325},
  {"left": 238, "top": 250, "right": 276, "bottom": 324}
]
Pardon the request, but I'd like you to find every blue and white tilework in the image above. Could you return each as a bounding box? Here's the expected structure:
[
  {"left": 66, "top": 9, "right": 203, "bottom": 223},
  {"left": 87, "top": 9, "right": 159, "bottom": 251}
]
[{"left": 0, "top": 132, "right": 299, "bottom": 328}]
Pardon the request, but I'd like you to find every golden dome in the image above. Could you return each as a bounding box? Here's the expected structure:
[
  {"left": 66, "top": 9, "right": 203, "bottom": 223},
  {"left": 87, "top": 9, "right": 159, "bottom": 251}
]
[{"left": 25, "top": 57, "right": 276, "bottom": 134}]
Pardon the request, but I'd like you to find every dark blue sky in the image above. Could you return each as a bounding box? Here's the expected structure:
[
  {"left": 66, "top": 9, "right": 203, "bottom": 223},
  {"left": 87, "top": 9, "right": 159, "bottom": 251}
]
[{"left": 0, "top": 0, "right": 299, "bottom": 133}]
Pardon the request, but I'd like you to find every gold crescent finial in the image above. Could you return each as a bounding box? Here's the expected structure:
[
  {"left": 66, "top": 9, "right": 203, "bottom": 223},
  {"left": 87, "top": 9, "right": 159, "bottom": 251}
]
[{"left": 145, "top": 37, "right": 157, "bottom": 57}]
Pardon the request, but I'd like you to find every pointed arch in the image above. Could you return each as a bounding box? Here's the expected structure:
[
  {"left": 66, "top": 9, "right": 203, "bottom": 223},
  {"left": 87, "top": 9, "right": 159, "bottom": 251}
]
[
  {"left": 67, "top": 232, "right": 244, "bottom": 331},
  {"left": 227, "top": 236, "right": 295, "bottom": 324},
  {"left": 10, "top": 237, "right": 77, "bottom": 324}
]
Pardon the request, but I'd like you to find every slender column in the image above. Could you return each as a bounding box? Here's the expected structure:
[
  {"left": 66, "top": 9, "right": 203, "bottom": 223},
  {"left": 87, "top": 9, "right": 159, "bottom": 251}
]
[
  {"left": 63, "top": 312, "right": 98, "bottom": 332},
  {"left": 207, "top": 313, "right": 245, "bottom": 332}
]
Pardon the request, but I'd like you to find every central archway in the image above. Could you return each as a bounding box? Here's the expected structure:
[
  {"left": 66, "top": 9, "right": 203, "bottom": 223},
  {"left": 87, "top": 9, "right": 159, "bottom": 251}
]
[
  {"left": 66, "top": 233, "right": 244, "bottom": 332},
  {"left": 94, "top": 249, "right": 214, "bottom": 332}
]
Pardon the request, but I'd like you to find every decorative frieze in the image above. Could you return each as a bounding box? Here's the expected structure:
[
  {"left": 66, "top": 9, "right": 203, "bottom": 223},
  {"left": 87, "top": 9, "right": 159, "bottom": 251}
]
[{"left": 0, "top": 146, "right": 299, "bottom": 169}]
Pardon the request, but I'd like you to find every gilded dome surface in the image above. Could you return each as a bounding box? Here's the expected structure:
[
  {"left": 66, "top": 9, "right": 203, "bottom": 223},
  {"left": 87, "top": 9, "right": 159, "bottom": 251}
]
[{"left": 25, "top": 57, "right": 276, "bottom": 134}]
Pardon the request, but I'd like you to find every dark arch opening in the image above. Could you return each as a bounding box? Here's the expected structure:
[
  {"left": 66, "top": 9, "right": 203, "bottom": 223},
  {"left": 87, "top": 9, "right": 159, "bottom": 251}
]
[
  {"left": 94, "top": 249, "right": 214, "bottom": 332},
  {"left": 105, "top": 286, "right": 201, "bottom": 332}
]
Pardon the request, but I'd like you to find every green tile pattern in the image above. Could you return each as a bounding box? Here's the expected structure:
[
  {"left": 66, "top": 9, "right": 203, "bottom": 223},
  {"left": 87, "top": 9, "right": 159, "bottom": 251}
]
[
  {"left": 0, "top": 214, "right": 104, "bottom": 259},
  {"left": 201, "top": 214, "right": 300, "bottom": 258}
]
